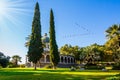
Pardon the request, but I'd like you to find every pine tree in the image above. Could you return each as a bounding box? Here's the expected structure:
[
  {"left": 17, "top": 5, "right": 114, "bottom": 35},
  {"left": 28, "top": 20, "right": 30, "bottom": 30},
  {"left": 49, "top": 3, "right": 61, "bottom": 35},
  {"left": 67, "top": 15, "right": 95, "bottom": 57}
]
[
  {"left": 49, "top": 9, "right": 60, "bottom": 69},
  {"left": 27, "top": 2, "right": 43, "bottom": 70}
]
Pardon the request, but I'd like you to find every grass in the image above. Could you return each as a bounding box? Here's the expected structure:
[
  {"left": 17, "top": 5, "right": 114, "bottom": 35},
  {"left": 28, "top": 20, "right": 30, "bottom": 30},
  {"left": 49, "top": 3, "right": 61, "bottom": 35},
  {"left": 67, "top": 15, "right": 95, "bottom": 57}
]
[{"left": 0, "top": 68, "right": 120, "bottom": 80}]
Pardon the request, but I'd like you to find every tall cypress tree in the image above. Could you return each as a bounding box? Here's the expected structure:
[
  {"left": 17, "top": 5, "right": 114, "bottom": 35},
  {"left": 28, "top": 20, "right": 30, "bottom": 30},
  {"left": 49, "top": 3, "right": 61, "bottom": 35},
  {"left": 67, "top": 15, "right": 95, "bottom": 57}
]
[
  {"left": 49, "top": 9, "right": 60, "bottom": 69},
  {"left": 28, "top": 2, "right": 43, "bottom": 70}
]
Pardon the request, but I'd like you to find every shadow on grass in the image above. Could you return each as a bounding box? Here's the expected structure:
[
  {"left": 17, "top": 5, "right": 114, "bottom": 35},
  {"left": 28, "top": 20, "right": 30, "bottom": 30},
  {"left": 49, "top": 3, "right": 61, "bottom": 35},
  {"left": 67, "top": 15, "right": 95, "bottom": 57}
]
[{"left": 0, "top": 70, "right": 113, "bottom": 80}]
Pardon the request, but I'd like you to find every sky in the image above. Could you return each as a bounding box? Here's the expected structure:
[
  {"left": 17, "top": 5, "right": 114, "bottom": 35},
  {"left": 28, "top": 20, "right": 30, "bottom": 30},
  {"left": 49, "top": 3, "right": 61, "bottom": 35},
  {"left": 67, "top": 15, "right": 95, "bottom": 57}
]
[{"left": 0, "top": 0, "right": 120, "bottom": 63}]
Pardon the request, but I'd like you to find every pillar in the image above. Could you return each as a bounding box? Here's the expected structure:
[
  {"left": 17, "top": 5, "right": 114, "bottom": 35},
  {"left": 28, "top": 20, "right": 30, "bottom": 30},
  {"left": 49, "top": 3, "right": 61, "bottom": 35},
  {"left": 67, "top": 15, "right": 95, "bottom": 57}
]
[
  {"left": 59, "top": 56, "right": 61, "bottom": 63},
  {"left": 63, "top": 56, "right": 65, "bottom": 64},
  {"left": 44, "top": 55, "right": 46, "bottom": 63}
]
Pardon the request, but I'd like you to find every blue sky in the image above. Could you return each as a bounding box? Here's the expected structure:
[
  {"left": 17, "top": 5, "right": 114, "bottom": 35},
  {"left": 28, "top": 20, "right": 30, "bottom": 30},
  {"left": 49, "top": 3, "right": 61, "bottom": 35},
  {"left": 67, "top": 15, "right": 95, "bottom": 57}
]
[{"left": 0, "top": 0, "right": 120, "bottom": 63}]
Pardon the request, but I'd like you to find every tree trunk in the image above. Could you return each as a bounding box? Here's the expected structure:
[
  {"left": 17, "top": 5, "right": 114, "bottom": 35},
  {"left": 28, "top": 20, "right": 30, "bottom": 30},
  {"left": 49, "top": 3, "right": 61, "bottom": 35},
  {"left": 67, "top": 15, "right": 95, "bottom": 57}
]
[
  {"left": 53, "top": 65, "right": 56, "bottom": 70},
  {"left": 39, "top": 61, "right": 41, "bottom": 68},
  {"left": 79, "top": 60, "right": 81, "bottom": 64},
  {"left": 34, "top": 63, "right": 37, "bottom": 70},
  {"left": 15, "top": 59, "right": 18, "bottom": 66}
]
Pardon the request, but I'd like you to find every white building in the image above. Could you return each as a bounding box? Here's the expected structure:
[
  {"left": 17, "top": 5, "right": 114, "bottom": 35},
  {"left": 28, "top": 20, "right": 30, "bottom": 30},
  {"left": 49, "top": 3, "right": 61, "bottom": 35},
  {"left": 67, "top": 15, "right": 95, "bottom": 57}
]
[{"left": 26, "top": 33, "right": 75, "bottom": 68}]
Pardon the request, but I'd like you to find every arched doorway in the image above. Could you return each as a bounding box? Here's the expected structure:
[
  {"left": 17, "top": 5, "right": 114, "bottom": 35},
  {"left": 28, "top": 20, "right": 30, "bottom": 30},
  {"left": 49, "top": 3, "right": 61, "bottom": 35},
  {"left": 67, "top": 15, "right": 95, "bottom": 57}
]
[
  {"left": 68, "top": 57, "right": 70, "bottom": 63},
  {"left": 71, "top": 58, "right": 74, "bottom": 63},
  {"left": 61, "top": 56, "right": 63, "bottom": 63},
  {"left": 46, "top": 55, "right": 50, "bottom": 62},
  {"left": 65, "top": 57, "right": 67, "bottom": 63},
  {"left": 40, "top": 55, "right": 45, "bottom": 62}
]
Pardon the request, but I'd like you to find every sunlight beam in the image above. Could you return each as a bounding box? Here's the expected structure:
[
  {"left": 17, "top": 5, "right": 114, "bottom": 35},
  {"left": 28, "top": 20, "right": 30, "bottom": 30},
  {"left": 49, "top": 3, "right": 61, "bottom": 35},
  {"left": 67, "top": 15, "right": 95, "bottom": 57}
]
[{"left": 0, "top": 0, "right": 33, "bottom": 32}]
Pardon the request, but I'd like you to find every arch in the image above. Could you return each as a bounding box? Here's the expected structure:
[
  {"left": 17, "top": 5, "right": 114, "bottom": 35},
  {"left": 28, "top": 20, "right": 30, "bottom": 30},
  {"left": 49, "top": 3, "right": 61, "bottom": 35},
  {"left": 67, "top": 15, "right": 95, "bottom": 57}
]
[
  {"left": 74, "top": 58, "right": 75, "bottom": 63},
  {"left": 71, "top": 57, "right": 75, "bottom": 63},
  {"left": 61, "top": 56, "right": 63, "bottom": 63},
  {"left": 68, "top": 57, "right": 70, "bottom": 63},
  {"left": 40, "top": 55, "right": 45, "bottom": 62},
  {"left": 46, "top": 55, "right": 50, "bottom": 62},
  {"left": 65, "top": 57, "right": 67, "bottom": 63}
]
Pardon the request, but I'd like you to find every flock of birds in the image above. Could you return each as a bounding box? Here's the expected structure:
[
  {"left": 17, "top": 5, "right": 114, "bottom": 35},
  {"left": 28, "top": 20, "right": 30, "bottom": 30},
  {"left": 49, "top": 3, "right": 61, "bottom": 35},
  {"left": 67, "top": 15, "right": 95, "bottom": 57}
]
[{"left": 63, "top": 23, "right": 94, "bottom": 38}]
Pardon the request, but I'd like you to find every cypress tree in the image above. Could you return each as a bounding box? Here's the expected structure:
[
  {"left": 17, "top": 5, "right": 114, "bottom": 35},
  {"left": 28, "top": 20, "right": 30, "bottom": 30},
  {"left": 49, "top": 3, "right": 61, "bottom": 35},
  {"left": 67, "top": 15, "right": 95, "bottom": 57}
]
[
  {"left": 27, "top": 2, "right": 43, "bottom": 70},
  {"left": 49, "top": 9, "right": 60, "bottom": 69}
]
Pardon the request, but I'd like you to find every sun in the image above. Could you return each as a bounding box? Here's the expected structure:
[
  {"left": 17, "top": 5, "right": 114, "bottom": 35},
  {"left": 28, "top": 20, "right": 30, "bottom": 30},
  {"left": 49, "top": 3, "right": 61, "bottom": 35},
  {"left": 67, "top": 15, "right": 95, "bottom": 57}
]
[
  {"left": 0, "top": 1, "right": 6, "bottom": 14},
  {"left": 0, "top": 1, "right": 9, "bottom": 19},
  {"left": 0, "top": 0, "right": 33, "bottom": 32}
]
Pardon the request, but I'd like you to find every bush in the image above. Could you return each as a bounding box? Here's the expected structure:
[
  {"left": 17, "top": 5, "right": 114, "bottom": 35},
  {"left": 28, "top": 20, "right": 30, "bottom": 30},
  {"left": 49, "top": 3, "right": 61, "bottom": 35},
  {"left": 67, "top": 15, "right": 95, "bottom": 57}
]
[
  {"left": 20, "top": 64, "right": 25, "bottom": 68},
  {"left": 70, "top": 66, "right": 76, "bottom": 71},
  {"left": 7, "top": 62, "right": 18, "bottom": 68},
  {"left": 0, "top": 64, "right": 2, "bottom": 69},
  {"left": 0, "top": 58, "right": 9, "bottom": 68},
  {"left": 0, "top": 52, "right": 10, "bottom": 68},
  {"left": 7, "top": 64, "right": 16, "bottom": 68},
  {"left": 106, "top": 74, "right": 120, "bottom": 80},
  {"left": 75, "top": 66, "right": 80, "bottom": 69},
  {"left": 44, "top": 65, "right": 53, "bottom": 69},
  {"left": 85, "top": 63, "right": 104, "bottom": 70},
  {"left": 112, "top": 63, "right": 120, "bottom": 70},
  {"left": 85, "top": 66, "right": 103, "bottom": 70},
  {"left": 106, "top": 76, "right": 119, "bottom": 80}
]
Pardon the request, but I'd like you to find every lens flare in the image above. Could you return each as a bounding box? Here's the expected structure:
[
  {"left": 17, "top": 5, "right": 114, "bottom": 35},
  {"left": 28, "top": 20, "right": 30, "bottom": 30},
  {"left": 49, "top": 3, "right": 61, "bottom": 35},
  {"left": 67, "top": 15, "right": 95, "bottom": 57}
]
[
  {"left": 0, "top": 0, "right": 33, "bottom": 32},
  {"left": 0, "top": 1, "right": 8, "bottom": 21}
]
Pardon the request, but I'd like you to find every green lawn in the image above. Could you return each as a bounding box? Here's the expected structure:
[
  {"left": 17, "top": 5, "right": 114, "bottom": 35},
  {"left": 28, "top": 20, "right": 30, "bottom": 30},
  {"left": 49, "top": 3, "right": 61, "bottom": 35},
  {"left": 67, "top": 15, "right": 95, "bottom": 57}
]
[{"left": 0, "top": 68, "right": 120, "bottom": 80}]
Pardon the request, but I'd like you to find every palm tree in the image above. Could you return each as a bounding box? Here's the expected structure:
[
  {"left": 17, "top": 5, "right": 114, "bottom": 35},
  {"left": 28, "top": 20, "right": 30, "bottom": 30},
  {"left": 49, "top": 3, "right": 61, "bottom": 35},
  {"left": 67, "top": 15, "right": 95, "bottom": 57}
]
[
  {"left": 105, "top": 24, "right": 120, "bottom": 47},
  {"left": 25, "top": 35, "right": 31, "bottom": 48},
  {"left": 12, "top": 55, "right": 21, "bottom": 66},
  {"left": 105, "top": 24, "right": 120, "bottom": 62},
  {"left": 105, "top": 24, "right": 120, "bottom": 40}
]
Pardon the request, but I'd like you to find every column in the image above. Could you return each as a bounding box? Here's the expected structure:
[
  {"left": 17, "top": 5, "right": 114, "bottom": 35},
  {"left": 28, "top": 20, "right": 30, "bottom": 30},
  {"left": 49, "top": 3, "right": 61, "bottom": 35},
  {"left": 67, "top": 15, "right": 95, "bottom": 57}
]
[
  {"left": 44, "top": 55, "right": 46, "bottom": 63},
  {"left": 59, "top": 56, "right": 61, "bottom": 63},
  {"left": 26, "top": 55, "right": 28, "bottom": 63},
  {"left": 63, "top": 56, "right": 65, "bottom": 64},
  {"left": 69, "top": 57, "right": 71, "bottom": 64},
  {"left": 66, "top": 57, "right": 68, "bottom": 64}
]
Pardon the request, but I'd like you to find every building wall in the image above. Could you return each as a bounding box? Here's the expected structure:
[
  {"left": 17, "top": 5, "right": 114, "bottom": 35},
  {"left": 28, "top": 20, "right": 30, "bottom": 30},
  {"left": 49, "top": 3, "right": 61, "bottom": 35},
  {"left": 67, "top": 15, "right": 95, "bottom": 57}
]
[
  {"left": 26, "top": 53, "right": 75, "bottom": 68},
  {"left": 26, "top": 34, "right": 76, "bottom": 67}
]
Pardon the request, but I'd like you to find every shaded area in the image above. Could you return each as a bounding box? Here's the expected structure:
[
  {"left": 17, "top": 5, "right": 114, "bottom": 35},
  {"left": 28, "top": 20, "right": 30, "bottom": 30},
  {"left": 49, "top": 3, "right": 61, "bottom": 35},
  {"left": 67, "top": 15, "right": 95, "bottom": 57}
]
[{"left": 0, "top": 68, "right": 119, "bottom": 80}]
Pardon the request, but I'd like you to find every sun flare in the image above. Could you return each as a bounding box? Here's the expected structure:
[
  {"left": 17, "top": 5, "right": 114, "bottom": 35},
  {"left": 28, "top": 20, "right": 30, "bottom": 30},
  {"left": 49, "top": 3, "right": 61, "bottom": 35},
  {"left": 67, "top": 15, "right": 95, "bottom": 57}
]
[
  {"left": 0, "top": 1, "right": 8, "bottom": 19},
  {"left": 0, "top": 0, "right": 32, "bottom": 32}
]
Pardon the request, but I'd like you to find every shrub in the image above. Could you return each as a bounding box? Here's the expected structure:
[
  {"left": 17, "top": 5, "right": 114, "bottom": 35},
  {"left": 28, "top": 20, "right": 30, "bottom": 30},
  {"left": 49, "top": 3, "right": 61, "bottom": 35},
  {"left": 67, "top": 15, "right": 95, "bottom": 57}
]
[
  {"left": 0, "top": 58, "right": 9, "bottom": 68},
  {"left": 112, "top": 63, "right": 120, "bottom": 70},
  {"left": 70, "top": 66, "right": 76, "bottom": 71},
  {"left": 106, "top": 74, "right": 120, "bottom": 80},
  {"left": 75, "top": 66, "right": 80, "bottom": 69},
  {"left": 7, "top": 62, "right": 18, "bottom": 68},
  {"left": 19, "top": 64, "right": 25, "bottom": 68},
  {"left": 0, "top": 64, "right": 2, "bottom": 69},
  {"left": 106, "top": 76, "right": 119, "bottom": 80},
  {"left": 85, "top": 63, "right": 104, "bottom": 70},
  {"left": 44, "top": 65, "right": 53, "bottom": 69},
  {"left": 0, "top": 52, "right": 10, "bottom": 68}
]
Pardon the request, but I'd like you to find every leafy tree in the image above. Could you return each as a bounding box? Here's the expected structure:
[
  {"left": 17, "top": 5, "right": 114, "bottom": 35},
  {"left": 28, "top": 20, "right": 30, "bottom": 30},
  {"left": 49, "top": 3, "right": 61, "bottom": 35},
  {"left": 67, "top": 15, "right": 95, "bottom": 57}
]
[
  {"left": 105, "top": 24, "right": 119, "bottom": 40},
  {"left": 0, "top": 52, "right": 10, "bottom": 68},
  {"left": 71, "top": 46, "right": 81, "bottom": 62},
  {"left": 60, "top": 44, "right": 72, "bottom": 55},
  {"left": 79, "top": 47, "right": 91, "bottom": 64},
  {"left": 28, "top": 2, "right": 43, "bottom": 70},
  {"left": 105, "top": 24, "right": 120, "bottom": 62},
  {"left": 25, "top": 35, "right": 31, "bottom": 48},
  {"left": 83, "top": 44, "right": 103, "bottom": 65},
  {"left": 12, "top": 55, "right": 21, "bottom": 66},
  {"left": 60, "top": 43, "right": 104, "bottom": 64},
  {"left": 60, "top": 44, "right": 81, "bottom": 63},
  {"left": 49, "top": 9, "right": 60, "bottom": 69}
]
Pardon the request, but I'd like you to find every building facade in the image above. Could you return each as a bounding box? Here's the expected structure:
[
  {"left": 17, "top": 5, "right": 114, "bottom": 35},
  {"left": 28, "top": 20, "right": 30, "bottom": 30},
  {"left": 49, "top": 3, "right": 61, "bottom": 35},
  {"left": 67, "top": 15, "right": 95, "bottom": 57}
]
[{"left": 26, "top": 33, "right": 75, "bottom": 68}]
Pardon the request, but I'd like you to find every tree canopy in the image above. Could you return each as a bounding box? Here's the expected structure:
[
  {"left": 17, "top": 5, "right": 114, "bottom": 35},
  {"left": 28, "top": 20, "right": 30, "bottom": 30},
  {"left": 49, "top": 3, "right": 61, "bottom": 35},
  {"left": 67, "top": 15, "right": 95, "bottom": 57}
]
[
  {"left": 0, "top": 52, "right": 10, "bottom": 68},
  {"left": 11, "top": 55, "right": 21, "bottom": 66},
  {"left": 49, "top": 9, "right": 60, "bottom": 69},
  {"left": 27, "top": 2, "right": 43, "bottom": 70}
]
